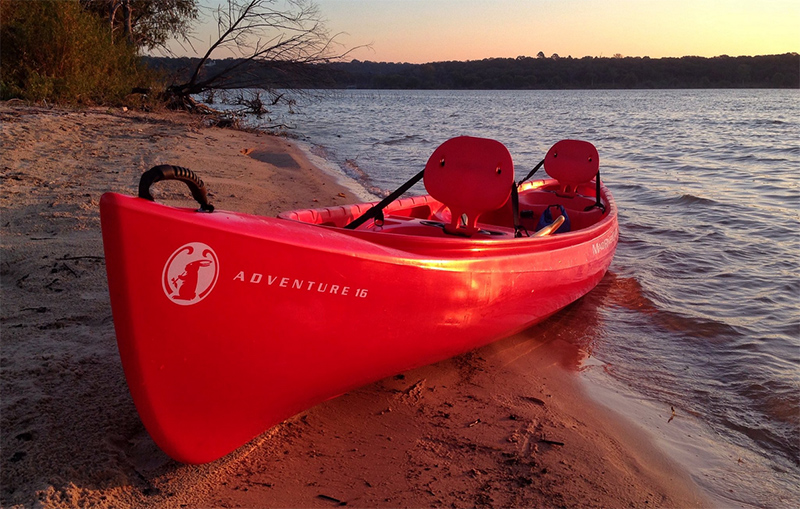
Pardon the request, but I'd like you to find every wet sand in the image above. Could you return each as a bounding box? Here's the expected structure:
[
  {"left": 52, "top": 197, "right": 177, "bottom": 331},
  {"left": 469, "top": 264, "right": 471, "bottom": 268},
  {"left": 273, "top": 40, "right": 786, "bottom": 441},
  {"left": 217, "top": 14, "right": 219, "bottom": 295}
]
[{"left": 0, "top": 102, "right": 708, "bottom": 508}]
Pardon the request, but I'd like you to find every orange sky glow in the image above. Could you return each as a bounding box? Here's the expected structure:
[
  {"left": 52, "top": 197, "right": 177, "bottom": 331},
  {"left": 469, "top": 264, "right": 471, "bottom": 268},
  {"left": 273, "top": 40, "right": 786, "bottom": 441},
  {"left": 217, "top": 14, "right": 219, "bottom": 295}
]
[{"left": 180, "top": 0, "right": 799, "bottom": 63}]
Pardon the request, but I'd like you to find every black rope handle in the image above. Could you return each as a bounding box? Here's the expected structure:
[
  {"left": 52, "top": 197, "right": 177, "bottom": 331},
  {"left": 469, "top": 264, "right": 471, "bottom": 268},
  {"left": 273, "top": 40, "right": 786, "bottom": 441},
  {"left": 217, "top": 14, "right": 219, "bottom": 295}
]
[{"left": 138, "top": 165, "right": 214, "bottom": 212}]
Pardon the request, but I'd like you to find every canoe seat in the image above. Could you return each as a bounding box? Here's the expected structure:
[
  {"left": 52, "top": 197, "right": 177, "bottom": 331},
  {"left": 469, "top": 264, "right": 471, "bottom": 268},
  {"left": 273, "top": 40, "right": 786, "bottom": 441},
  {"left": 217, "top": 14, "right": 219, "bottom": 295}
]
[
  {"left": 423, "top": 136, "right": 514, "bottom": 236},
  {"left": 544, "top": 139, "right": 599, "bottom": 197}
]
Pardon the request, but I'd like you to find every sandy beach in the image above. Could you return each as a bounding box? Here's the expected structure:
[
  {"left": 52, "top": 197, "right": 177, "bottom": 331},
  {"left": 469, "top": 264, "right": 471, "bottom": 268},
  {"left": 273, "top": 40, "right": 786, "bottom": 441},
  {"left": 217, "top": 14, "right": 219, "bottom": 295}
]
[{"left": 0, "top": 102, "right": 708, "bottom": 508}]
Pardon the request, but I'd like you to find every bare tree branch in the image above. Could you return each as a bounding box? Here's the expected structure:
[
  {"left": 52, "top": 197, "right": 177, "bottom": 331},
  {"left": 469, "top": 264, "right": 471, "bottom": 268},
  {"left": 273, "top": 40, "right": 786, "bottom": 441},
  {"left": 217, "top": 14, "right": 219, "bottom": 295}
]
[{"left": 166, "top": 0, "right": 362, "bottom": 110}]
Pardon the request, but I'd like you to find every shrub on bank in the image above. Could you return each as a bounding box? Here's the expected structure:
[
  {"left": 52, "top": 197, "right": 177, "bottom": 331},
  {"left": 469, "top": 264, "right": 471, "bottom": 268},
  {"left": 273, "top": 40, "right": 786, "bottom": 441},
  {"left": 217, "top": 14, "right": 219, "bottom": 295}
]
[{"left": 0, "top": 0, "right": 157, "bottom": 105}]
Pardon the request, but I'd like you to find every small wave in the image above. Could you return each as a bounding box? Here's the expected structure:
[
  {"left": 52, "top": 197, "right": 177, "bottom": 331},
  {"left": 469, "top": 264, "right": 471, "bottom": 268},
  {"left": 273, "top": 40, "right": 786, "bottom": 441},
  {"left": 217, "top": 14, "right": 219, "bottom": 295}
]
[
  {"left": 309, "top": 144, "right": 334, "bottom": 160},
  {"left": 343, "top": 158, "right": 369, "bottom": 180},
  {"left": 657, "top": 311, "right": 743, "bottom": 340},
  {"left": 603, "top": 274, "right": 659, "bottom": 314},
  {"left": 603, "top": 274, "right": 742, "bottom": 340},
  {"left": 676, "top": 193, "right": 717, "bottom": 206},
  {"left": 341, "top": 158, "right": 392, "bottom": 197},
  {"left": 375, "top": 134, "right": 428, "bottom": 146},
  {"left": 752, "top": 118, "right": 787, "bottom": 126},
  {"left": 303, "top": 142, "right": 385, "bottom": 199},
  {"left": 613, "top": 182, "right": 648, "bottom": 192},
  {"left": 365, "top": 185, "right": 391, "bottom": 198},
  {"left": 636, "top": 192, "right": 718, "bottom": 207}
]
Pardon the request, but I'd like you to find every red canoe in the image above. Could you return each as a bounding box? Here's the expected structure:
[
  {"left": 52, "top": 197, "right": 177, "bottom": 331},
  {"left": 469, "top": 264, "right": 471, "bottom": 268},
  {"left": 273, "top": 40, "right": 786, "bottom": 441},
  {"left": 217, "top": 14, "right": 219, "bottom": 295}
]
[{"left": 100, "top": 137, "right": 618, "bottom": 463}]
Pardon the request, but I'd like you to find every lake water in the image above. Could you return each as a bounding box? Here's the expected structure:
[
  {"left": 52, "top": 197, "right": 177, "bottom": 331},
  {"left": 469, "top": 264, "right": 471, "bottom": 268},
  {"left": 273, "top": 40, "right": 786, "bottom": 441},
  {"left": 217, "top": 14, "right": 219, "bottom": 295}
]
[{"left": 215, "top": 89, "right": 799, "bottom": 507}]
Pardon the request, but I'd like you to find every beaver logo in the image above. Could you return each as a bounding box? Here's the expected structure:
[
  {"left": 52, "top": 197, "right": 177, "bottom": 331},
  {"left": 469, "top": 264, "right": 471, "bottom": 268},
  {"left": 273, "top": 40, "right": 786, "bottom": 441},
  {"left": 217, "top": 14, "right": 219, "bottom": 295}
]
[{"left": 162, "top": 242, "right": 219, "bottom": 305}]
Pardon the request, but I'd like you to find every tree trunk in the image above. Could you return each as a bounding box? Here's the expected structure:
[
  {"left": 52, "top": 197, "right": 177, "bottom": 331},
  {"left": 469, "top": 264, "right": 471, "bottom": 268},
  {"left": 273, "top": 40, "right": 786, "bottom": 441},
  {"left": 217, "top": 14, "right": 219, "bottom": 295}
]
[
  {"left": 109, "top": 0, "right": 121, "bottom": 42},
  {"left": 122, "top": 0, "right": 134, "bottom": 45}
]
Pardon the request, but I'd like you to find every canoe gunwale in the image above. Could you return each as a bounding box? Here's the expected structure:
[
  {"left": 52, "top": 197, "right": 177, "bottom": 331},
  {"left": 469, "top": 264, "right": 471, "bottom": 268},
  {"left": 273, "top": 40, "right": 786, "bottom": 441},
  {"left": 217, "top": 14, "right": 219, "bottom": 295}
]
[{"left": 276, "top": 178, "right": 618, "bottom": 257}]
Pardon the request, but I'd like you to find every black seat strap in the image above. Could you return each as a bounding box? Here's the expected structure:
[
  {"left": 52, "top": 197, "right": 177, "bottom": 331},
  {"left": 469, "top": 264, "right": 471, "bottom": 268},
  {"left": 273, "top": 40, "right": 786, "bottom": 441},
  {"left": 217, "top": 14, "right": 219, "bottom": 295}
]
[
  {"left": 344, "top": 169, "right": 425, "bottom": 230},
  {"left": 583, "top": 170, "right": 606, "bottom": 213},
  {"left": 511, "top": 183, "right": 527, "bottom": 238},
  {"left": 519, "top": 158, "right": 545, "bottom": 185}
]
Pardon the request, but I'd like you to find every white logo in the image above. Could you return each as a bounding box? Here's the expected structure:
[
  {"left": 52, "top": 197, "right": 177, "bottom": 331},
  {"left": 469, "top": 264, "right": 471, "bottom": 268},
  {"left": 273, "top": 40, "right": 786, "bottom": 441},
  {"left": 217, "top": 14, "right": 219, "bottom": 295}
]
[{"left": 162, "top": 242, "right": 219, "bottom": 305}]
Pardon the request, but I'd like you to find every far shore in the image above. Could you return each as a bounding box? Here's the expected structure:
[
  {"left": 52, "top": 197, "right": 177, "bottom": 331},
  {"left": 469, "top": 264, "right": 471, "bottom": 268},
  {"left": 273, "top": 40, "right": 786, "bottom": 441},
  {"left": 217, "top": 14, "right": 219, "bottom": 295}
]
[{"left": 0, "top": 102, "right": 709, "bottom": 508}]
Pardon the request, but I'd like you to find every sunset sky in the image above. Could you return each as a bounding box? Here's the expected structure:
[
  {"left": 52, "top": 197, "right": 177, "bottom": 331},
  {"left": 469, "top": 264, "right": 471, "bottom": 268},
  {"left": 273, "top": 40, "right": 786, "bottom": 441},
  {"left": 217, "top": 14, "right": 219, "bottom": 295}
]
[{"left": 186, "top": 0, "right": 799, "bottom": 63}]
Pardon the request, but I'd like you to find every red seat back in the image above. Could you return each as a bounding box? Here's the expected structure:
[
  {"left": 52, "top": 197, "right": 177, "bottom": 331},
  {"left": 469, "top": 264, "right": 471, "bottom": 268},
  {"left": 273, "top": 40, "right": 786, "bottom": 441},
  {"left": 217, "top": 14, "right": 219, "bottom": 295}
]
[
  {"left": 423, "top": 136, "right": 513, "bottom": 235},
  {"left": 544, "top": 140, "right": 599, "bottom": 195}
]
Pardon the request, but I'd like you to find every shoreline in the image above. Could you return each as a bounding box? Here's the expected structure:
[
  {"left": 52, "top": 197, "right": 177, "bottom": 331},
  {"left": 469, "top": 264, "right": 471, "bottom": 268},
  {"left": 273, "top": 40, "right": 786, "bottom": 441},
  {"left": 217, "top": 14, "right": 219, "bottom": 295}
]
[{"left": 1, "top": 103, "right": 709, "bottom": 508}]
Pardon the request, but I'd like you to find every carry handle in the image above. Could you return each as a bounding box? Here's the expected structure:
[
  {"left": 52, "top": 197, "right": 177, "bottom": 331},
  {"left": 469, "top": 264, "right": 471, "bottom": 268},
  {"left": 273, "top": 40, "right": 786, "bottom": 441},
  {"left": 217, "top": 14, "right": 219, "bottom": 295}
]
[{"left": 138, "top": 165, "right": 214, "bottom": 212}]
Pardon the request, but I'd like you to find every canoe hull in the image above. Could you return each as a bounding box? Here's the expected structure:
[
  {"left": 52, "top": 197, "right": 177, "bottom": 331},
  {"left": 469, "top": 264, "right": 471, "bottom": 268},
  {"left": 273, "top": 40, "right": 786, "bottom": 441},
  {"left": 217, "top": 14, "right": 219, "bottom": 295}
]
[{"left": 100, "top": 190, "right": 617, "bottom": 463}]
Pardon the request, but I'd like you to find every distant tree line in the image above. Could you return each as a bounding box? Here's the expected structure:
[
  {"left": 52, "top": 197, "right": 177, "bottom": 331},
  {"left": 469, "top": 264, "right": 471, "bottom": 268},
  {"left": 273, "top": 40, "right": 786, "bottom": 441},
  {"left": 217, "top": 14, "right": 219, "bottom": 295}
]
[
  {"left": 329, "top": 54, "right": 799, "bottom": 89},
  {"left": 147, "top": 53, "right": 799, "bottom": 90}
]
